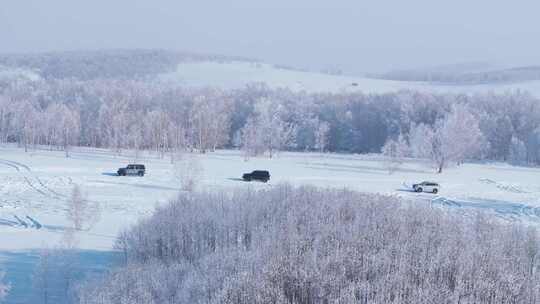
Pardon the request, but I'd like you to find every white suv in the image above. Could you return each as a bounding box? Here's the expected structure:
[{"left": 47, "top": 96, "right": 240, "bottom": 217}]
[{"left": 413, "top": 181, "right": 439, "bottom": 194}]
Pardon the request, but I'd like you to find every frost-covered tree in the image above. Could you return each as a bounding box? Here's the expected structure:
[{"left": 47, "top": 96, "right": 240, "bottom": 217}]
[
  {"left": 12, "top": 100, "right": 39, "bottom": 152},
  {"left": 2, "top": 72, "right": 540, "bottom": 165},
  {"left": 314, "top": 120, "right": 330, "bottom": 153},
  {"left": 173, "top": 154, "right": 203, "bottom": 192},
  {"left": 66, "top": 184, "right": 100, "bottom": 231},
  {"left": 409, "top": 104, "right": 484, "bottom": 173},
  {"left": 381, "top": 134, "right": 409, "bottom": 174},
  {"left": 435, "top": 104, "right": 485, "bottom": 170},
  {"left": 57, "top": 105, "right": 81, "bottom": 157},
  {"left": 408, "top": 123, "right": 435, "bottom": 159},
  {"left": 0, "top": 95, "right": 13, "bottom": 144},
  {"left": 188, "top": 90, "right": 232, "bottom": 153},
  {"left": 40, "top": 103, "right": 81, "bottom": 156},
  {"left": 98, "top": 99, "right": 129, "bottom": 155},
  {"left": 144, "top": 109, "right": 171, "bottom": 158},
  {"left": 78, "top": 185, "right": 540, "bottom": 304},
  {"left": 240, "top": 98, "right": 296, "bottom": 158},
  {"left": 240, "top": 117, "right": 264, "bottom": 159},
  {"left": 167, "top": 122, "right": 187, "bottom": 163}
]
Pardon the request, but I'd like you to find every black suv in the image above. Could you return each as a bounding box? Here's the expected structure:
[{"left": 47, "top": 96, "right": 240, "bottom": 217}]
[
  {"left": 118, "top": 164, "right": 146, "bottom": 176},
  {"left": 242, "top": 170, "right": 270, "bottom": 182}
]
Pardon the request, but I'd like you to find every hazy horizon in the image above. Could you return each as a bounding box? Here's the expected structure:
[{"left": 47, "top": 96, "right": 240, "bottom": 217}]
[{"left": 2, "top": 0, "right": 540, "bottom": 74}]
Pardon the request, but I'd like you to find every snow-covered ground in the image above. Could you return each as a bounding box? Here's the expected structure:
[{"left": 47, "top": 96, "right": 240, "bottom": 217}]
[
  {"left": 2, "top": 145, "right": 540, "bottom": 301},
  {"left": 160, "top": 61, "right": 540, "bottom": 96},
  {"left": 1, "top": 146, "right": 540, "bottom": 253}
]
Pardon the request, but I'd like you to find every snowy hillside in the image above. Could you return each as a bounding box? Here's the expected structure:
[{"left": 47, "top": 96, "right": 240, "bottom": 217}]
[
  {"left": 160, "top": 61, "right": 415, "bottom": 93},
  {"left": 161, "top": 61, "right": 540, "bottom": 96}
]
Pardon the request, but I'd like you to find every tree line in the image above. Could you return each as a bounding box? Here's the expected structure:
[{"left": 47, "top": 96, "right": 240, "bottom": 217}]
[
  {"left": 374, "top": 64, "right": 540, "bottom": 84},
  {"left": 1, "top": 77, "right": 540, "bottom": 168},
  {"left": 0, "top": 49, "right": 256, "bottom": 81}
]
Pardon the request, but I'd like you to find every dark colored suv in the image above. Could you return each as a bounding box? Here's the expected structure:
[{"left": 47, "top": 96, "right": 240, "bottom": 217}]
[
  {"left": 118, "top": 164, "right": 146, "bottom": 176},
  {"left": 242, "top": 170, "right": 270, "bottom": 182}
]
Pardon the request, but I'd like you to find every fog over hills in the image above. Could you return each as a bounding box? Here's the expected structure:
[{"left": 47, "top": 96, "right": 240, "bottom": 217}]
[
  {"left": 5, "top": 49, "right": 540, "bottom": 96},
  {"left": 3, "top": 1, "right": 540, "bottom": 74}
]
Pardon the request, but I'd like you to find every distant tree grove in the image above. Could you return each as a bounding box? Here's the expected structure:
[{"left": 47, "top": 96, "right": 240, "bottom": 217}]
[{"left": 2, "top": 77, "right": 540, "bottom": 169}]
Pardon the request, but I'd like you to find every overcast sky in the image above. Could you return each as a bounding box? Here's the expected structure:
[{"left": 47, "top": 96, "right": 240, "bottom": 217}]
[{"left": 2, "top": 0, "right": 540, "bottom": 73}]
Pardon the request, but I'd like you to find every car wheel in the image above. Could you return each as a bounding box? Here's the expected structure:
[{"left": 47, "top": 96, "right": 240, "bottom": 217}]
[
  {"left": 138, "top": 171, "right": 144, "bottom": 177},
  {"left": 433, "top": 188, "right": 438, "bottom": 194},
  {"left": 417, "top": 187, "right": 423, "bottom": 193}
]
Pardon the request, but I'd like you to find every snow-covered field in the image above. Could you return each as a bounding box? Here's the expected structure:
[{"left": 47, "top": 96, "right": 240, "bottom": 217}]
[
  {"left": 160, "top": 61, "right": 540, "bottom": 96},
  {"left": 2, "top": 145, "right": 540, "bottom": 301},
  {"left": 1, "top": 145, "right": 540, "bottom": 253}
]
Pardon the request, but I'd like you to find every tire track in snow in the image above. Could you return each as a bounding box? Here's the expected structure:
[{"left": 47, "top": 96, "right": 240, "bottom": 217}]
[
  {"left": 478, "top": 178, "right": 530, "bottom": 194},
  {"left": 3, "top": 158, "right": 65, "bottom": 197},
  {"left": 0, "top": 158, "right": 50, "bottom": 197},
  {"left": 432, "top": 196, "right": 540, "bottom": 222},
  {"left": 0, "top": 158, "right": 113, "bottom": 238},
  {"left": 0, "top": 158, "right": 66, "bottom": 230},
  {"left": 0, "top": 158, "right": 65, "bottom": 200}
]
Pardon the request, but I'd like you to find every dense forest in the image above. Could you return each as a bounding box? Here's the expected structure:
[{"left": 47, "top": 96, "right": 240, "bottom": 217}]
[
  {"left": 1, "top": 51, "right": 540, "bottom": 171},
  {"left": 76, "top": 184, "right": 540, "bottom": 303},
  {"left": 1, "top": 77, "right": 540, "bottom": 168}
]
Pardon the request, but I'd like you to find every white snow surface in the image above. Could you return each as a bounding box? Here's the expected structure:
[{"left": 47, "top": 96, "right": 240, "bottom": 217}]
[
  {"left": 160, "top": 61, "right": 540, "bottom": 96},
  {"left": 1, "top": 146, "right": 540, "bottom": 251}
]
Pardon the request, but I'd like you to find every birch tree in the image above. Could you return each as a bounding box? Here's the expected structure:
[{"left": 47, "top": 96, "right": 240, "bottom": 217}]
[
  {"left": 58, "top": 105, "right": 81, "bottom": 158},
  {"left": 189, "top": 91, "right": 232, "bottom": 153},
  {"left": 409, "top": 104, "right": 484, "bottom": 173},
  {"left": 66, "top": 184, "right": 100, "bottom": 231},
  {"left": 314, "top": 120, "right": 330, "bottom": 153},
  {"left": 381, "top": 134, "right": 409, "bottom": 174},
  {"left": 240, "top": 98, "right": 297, "bottom": 158}
]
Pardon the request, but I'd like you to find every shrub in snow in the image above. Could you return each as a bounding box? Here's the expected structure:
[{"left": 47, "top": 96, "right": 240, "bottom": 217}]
[
  {"left": 173, "top": 154, "right": 203, "bottom": 192},
  {"left": 78, "top": 185, "right": 540, "bottom": 303},
  {"left": 381, "top": 134, "right": 408, "bottom": 174},
  {"left": 66, "top": 185, "right": 100, "bottom": 231}
]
